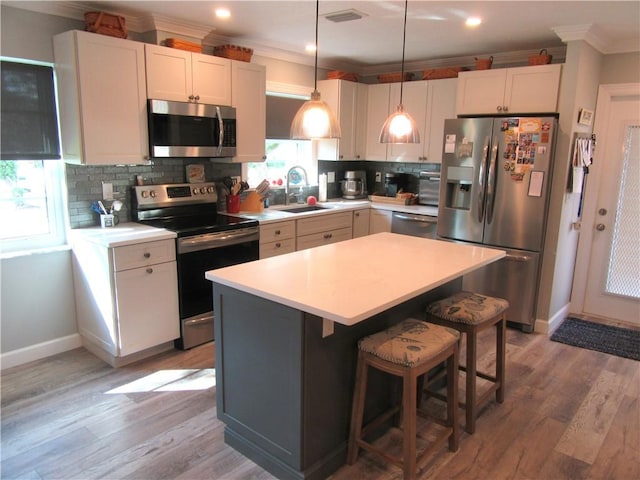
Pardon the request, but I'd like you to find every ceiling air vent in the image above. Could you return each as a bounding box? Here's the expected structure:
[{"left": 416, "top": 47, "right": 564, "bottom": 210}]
[{"left": 323, "top": 9, "right": 367, "bottom": 23}]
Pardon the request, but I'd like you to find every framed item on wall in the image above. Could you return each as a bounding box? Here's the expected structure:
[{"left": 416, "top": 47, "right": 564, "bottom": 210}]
[{"left": 578, "top": 108, "right": 594, "bottom": 126}]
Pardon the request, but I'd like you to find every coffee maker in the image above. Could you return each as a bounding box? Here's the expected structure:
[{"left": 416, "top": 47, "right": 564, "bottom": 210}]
[{"left": 341, "top": 171, "right": 367, "bottom": 199}]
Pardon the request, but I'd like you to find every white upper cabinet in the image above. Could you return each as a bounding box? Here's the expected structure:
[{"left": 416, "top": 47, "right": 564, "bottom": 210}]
[
  {"left": 53, "top": 30, "right": 149, "bottom": 165},
  {"left": 232, "top": 61, "right": 266, "bottom": 163},
  {"left": 385, "top": 78, "right": 457, "bottom": 163},
  {"left": 364, "top": 83, "right": 391, "bottom": 161},
  {"left": 145, "top": 43, "right": 231, "bottom": 105},
  {"left": 317, "top": 79, "right": 368, "bottom": 160},
  {"left": 456, "top": 64, "right": 562, "bottom": 115}
]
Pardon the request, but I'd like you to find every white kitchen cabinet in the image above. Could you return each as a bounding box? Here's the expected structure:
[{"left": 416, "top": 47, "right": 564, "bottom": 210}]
[
  {"left": 232, "top": 61, "right": 267, "bottom": 163},
  {"left": 456, "top": 64, "right": 562, "bottom": 115},
  {"left": 387, "top": 78, "right": 457, "bottom": 163},
  {"left": 317, "top": 79, "right": 368, "bottom": 160},
  {"left": 364, "top": 83, "right": 391, "bottom": 161},
  {"left": 72, "top": 235, "right": 180, "bottom": 366},
  {"left": 260, "top": 220, "right": 295, "bottom": 258},
  {"left": 296, "top": 211, "right": 353, "bottom": 250},
  {"left": 369, "top": 209, "right": 392, "bottom": 234},
  {"left": 145, "top": 43, "right": 231, "bottom": 105},
  {"left": 352, "top": 208, "right": 370, "bottom": 238},
  {"left": 53, "top": 30, "right": 149, "bottom": 165}
]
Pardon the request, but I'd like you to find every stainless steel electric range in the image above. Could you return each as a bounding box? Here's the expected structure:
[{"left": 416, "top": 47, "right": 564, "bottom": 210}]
[{"left": 132, "top": 182, "right": 259, "bottom": 349}]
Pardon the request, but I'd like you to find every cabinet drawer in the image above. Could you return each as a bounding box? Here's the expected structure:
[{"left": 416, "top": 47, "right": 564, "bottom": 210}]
[
  {"left": 260, "top": 221, "right": 295, "bottom": 244},
  {"left": 260, "top": 238, "right": 296, "bottom": 259},
  {"left": 113, "top": 239, "right": 176, "bottom": 271},
  {"left": 296, "top": 212, "right": 352, "bottom": 237},
  {"left": 297, "top": 227, "right": 353, "bottom": 251}
]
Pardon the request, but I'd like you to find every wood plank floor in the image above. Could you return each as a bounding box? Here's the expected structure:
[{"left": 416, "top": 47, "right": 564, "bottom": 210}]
[{"left": 2, "top": 324, "right": 638, "bottom": 480}]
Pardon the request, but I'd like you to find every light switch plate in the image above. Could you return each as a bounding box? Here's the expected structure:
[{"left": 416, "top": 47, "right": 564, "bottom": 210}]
[
  {"left": 102, "top": 182, "right": 113, "bottom": 200},
  {"left": 327, "top": 171, "right": 335, "bottom": 183}
]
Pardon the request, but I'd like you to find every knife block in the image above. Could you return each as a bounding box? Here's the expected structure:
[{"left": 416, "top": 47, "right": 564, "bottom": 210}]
[{"left": 240, "top": 191, "right": 264, "bottom": 212}]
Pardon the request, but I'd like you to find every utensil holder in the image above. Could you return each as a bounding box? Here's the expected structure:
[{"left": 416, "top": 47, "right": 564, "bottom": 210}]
[
  {"left": 226, "top": 194, "right": 241, "bottom": 213},
  {"left": 100, "top": 214, "right": 117, "bottom": 228}
]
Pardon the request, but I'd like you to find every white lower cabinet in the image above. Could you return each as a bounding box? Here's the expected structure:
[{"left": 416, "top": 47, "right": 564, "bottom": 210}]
[
  {"left": 72, "top": 236, "right": 180, "bottom": 365},
  {"left": 369, "top": 209, "right": 393, "bottom": 234},
  {"left": 296, "top": 211, "right": 353, "bottom": 250},
  {"left": 260, "top": 220, "right": 296, "bottom": 259},
  {"left": 352, "top": 208, "right": 370, "bottom": 238}
]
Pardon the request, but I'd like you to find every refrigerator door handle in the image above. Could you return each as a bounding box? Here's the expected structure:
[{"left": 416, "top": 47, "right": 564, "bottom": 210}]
[
  {"left": 485, "top": 136, "right": 499, "bottom": 224},
  {"left": 477, "top": 137, "right": 490, "bottom": 222}
]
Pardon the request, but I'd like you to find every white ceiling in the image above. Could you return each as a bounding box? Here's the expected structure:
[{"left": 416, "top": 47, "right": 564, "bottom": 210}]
[{"left": 7, "top": 1, "right": 640, "bottom": 74}]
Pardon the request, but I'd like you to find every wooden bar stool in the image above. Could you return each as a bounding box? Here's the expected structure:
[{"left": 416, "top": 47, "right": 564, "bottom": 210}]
[
  {"left": 425, "top": 292, "right": 508, "bottom": 434},
  {"left": 347, "top": 318, "right": 460, "bottom": 480}
]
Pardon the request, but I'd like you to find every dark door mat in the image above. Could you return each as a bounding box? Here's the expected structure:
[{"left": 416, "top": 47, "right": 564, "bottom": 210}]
[{"left": 551, "top": 317, "right": 640, "bottom": 361}]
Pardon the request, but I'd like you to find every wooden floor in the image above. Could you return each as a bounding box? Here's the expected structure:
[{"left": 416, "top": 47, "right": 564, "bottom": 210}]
[{"left": 2, "top": 325, "right": 639, "bottom": 480}]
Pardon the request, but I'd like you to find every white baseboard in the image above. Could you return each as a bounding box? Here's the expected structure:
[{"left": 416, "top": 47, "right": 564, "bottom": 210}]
[
  {"left": 534, "top": 303, "right": 570, "bottom": 336},
  {"left": 0, "top": 334, "right": 82, "bottom": 370}
]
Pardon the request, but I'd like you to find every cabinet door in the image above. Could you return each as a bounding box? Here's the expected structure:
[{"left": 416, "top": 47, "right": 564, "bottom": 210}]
[
  {"left": 504, "top": 64, "right": 561, "bottom": 114},
  {"left": 354, "top": 83, "right": 368, "bottom": 158},
  {"left": 193, "top": 53, "right": 232, "bottom": 105},
  {"left": 115, "top": 260, "right": 180, "bottom": 356},
  {"left": 145, "top": 43, "right": 192, "bottom": 102},
  {"left": 297, "top": 211, "right": 352, "bottom": 237},
  {"left": 364, "top": 83, "right": 390, "bottom": 160},
  {"left": 232, "top": 61, "right": 265, "bottom": 162},
  {"left": 425, "top": 78, "right": 457, "bottom": 163},
  {"left": 352, "top": 208, "right": 370, "bottom": 238},
  {"left": 297, "top": 227, "right": 353, "bottom": 251},
  {"left": 317, "top": 80, "right": 360, "bottom": 160},
  {"left": 55, "top": 30, "right": 149, "bottom": 165},
  {"left": 369, "top": 209, "right": 392, "bottom": 234},
  {"left": 456, "top": 69, "right": 507, "bottom": 115},
  {"left": 387, "top": 81, "right": 429, "bottom": 162}
]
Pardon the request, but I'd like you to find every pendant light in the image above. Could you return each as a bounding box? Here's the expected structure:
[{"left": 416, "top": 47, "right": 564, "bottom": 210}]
[
  {"left": 379, "top": 0, "right": 420, "bottom": 144},
  {"left": 290, "top": 0, "right": 341, "bottom": 139}
]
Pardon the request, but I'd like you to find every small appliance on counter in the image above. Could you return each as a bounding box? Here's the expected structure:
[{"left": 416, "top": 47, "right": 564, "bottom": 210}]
[
  {"left": 418, "top": 171, "right": 441, "bottom": 206},
  {"left": 341, "top": 170, "right": 367, "bottom": 199}
]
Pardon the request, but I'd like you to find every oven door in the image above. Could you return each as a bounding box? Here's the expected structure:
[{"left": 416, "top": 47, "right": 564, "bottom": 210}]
[{"left": 176, "top": 227, "right": 259, "bottom": 349}]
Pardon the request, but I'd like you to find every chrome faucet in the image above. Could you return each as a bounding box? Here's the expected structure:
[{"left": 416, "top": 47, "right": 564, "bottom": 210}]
[{"left": 285, "top": 165, "right": 308, "bottom": 204}]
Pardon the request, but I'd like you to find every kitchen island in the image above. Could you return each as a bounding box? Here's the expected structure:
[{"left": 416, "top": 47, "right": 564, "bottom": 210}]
[{"left": 206, "top": 233, "right": 504, "bottom": 480}]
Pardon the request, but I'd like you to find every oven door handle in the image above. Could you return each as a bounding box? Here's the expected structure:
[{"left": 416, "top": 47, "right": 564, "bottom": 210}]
[{"left": 178, "top": 228, "right": 259, "bottom": 254}]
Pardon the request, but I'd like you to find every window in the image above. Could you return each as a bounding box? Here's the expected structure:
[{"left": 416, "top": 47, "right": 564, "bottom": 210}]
[
  {"left": 244, "top": 92, "right": 317, "bottom": 190},
  {"left": 1, "top": 58, "right": 66, "bottom": 254}
]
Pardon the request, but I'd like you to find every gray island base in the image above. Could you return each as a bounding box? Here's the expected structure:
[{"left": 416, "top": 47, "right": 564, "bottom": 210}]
[
  {"left": 207, "top": 234, "right": 505, "bottom": 479},
  {"left": 213, "top": 280, "right": 459, "bottom": 480}
]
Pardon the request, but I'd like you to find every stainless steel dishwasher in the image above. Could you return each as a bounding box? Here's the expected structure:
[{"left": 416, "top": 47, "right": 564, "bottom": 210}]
[{"left": 391, "top": 212, "right": 438, "bottom": 239}]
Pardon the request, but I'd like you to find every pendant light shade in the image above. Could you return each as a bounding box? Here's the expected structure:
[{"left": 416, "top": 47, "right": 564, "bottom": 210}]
[
  {"left": 379, "top": 0, "right": 420, "bottom": 144},
  {"left": 290, "top": 0, "right": 341, "bottom": 140}
]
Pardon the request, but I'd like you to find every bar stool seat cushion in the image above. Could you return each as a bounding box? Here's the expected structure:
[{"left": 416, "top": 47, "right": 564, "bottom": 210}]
[
  {"left": 426, "top": 292, "right": 509, "bottom": 325},
  {"left": 358, "top": 318, "right": 459, "bottom": 367}
]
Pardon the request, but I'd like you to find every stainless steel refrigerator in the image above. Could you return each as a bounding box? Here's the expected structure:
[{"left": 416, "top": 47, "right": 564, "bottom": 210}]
[{"left": 437, "top": 116, "right": 557, "bottom": 332}]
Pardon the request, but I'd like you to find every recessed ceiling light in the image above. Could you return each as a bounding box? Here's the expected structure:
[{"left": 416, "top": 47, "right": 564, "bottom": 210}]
[
  {"left": 466, "top": 17, "right": 482, "bottom": 27},
  {"left": 216, "top": 8, "right": 231, "bottom": 19}
]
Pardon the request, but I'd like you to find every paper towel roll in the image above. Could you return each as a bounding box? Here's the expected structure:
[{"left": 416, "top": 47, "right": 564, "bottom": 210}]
[{"left": 319, "top": 173, "right": 327, "bottom": 202}]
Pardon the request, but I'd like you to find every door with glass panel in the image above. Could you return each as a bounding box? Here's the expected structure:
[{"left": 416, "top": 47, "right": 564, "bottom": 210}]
[{"left": 583, "top": 94, "right": 640, "bottom": 324}]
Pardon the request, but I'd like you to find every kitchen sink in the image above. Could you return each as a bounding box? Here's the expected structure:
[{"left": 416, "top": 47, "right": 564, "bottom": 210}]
[{"left": 279, "top": 205, "right": 329, "bottom": 214}]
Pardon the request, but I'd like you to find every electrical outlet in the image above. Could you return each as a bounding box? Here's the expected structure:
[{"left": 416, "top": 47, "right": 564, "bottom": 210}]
[
  {"left": 327, "top": 171, "right": 335, "bottom": 183},
  {"left": 375, "top": 171, "right": 382, "bottom": 182},
  {"left": 102, "top": 182, "right": 114, "bottom": 200}
]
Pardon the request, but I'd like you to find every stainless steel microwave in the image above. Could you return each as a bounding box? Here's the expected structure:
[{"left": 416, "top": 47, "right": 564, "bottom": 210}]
[{"left": 147, "top": 99, "right": 237, "bottom": 158}]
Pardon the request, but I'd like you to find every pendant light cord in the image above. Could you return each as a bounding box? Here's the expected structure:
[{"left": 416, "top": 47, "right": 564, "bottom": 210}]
[
  {"left": 313, "top": 0, "right": 319, "bottom": 92},
  {"left": 399, "top": 0, "right": 408, "bottom": 105}
]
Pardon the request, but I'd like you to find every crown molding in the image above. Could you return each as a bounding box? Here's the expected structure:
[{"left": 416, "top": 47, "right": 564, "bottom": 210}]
[{"left": 552, "top": 24, "right": 612, "bottom": 53}]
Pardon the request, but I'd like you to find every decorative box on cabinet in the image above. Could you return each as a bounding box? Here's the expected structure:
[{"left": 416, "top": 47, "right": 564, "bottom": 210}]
[
  {"left": 317, "top": 79, "right": 368, "bottom": 160},
  {"left": 145, "top": 43, "right": 231, "bottom": 105},
  {"left": 456, "top": 64, "right": 562, "bottom": 115},
  {"left": 232, "top": 61, "right": 267, "bottom": 163},
  {"left": 72, "top": 234, "right": 180, "bottom": 366},
  {"left": 260, "top": 220, "right": 295, "bottom": 258},
  {"left": 53, "top": 30, "right": 149, "bottom": 165}
]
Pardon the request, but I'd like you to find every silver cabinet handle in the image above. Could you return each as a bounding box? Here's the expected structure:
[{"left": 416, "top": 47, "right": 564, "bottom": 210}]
[
  {"left": 596, "top": 223, "right": 606, "bottom": 231},
  {"left": 146, "top": 267, "right": 153, "bottom": 274},
  {"left": 143, "top": 252, "right": 151, "bottom": 259}
]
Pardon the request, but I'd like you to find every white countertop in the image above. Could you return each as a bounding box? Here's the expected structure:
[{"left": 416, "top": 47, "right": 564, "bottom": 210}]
[
  {"left": 227, "top": 199, "right": 438, "bottom": 224},
  {"left": 206, "top": 232, "right": 505, "bottom": 326},
  {"left": 69, "top": 222, "right": 176, "bottom": 248}
]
